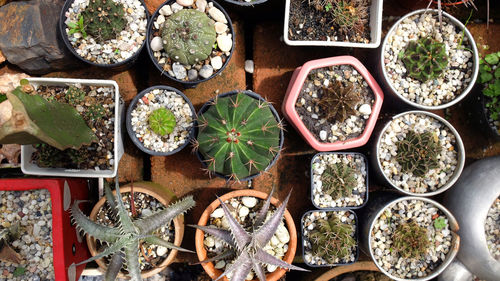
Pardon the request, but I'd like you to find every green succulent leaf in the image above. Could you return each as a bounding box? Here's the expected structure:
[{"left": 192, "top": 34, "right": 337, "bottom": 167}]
[
  {"left": 481, "top": 72, "right": 494, "bottom": 83},
  {"left": 402, "top": 37, "right": 448, "bottom": 82},
  {"left": 495, "top": 68, "right": 500, "bottom": 79},
  {"left": 433, "top": 216, "right": 447, "bottom": 230},
  {"left": 148, "top": 108, "right": 176, "bottom": 136},
  {"left": 485, "top": 53, "right": 499, "bottom": 65}
]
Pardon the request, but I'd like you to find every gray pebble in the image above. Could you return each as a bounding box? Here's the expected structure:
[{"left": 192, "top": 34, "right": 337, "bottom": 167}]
[
  {"left": 172, "top": 64, "right": 187, "bottom": 80},
  {"left": 199, "top": 65, "right": 214, "bottom": 79},
  {"left": 188, "top": 69, "right": 198, "bottom": 81}
]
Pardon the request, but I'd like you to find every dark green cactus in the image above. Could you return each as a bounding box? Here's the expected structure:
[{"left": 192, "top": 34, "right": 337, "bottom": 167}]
[
  {"left": 161, "top": 9, "right": 216, "bottom": 65},
  {"left": 195, "top": 92, "right": 282, "bottom": 180},
  {"left": 321, "top": 162, "right": 357, "bottom": 200},
  {"left": 66, "top": 86, "right": 86, "bottom": 106},
  {"left": 395, "top": 130, "right": 442, "bottom": 177},
  {"left": 82, "top": 0, "right": 126, "bottom": 43},
  {"left": 148, "top": 108, "right": 176, "bottom": 136},
  {"left": 85, "top": 104, "right": 105, "bottom": 120},
  {"left": 401, "top": 37, "right": 449, "bottom": 82},
  {"left": 392, "top": 220, "right": 430, "bottom": 259},
  {"left": 317, "top": 80, "right": 361, "bottom": 123}
]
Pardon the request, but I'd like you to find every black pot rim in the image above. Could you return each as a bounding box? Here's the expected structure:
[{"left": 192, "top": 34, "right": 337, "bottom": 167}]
[
  {"left": 146, "top": 0, "right": 235, "bottom": 87},
  {"left": 58, "top": 0, "right": 150, "bottom": 69},
  {"left": 194, "top": 90, "right": 284, "bottom": 182},
  {"left": 222, "top": 0, "right": 268, "bottom": 6},
  {"left": 125, "top": 85, "right": 196, "bottom": 156}
]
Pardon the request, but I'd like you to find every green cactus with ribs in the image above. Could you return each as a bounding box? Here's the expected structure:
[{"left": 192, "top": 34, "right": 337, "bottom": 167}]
[
  {"left": 401, "top": 37, "right": 449, "bottom": 82},
  {"left": 81, "top": 0, "right": 127, "bottom": 43},
  {"left": 395, "top": 130, "right": 442, "bottom": 177},
  {"left": 321, "top": 162, "right": 357, "bottom": 200}
]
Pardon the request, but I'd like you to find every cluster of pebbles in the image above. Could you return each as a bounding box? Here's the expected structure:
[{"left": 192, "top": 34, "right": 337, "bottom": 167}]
[
  {"left": 371, "top": 199, "right": 452, "bottom": 279},
  {"left": 204, "top": 196, "right": 290, "bottom": 279},
  {"left": 485, "top": 197, "right": 500, "bottom": 260},
  {"left": 383, "top": 12, "right": 474, "bottom": 107},
  {"left": 311, "top": 153, "right": 367, "bottom": 208},
  {"left": 378, "top": 113, "right": 459, "bottom": 194},
  {"left": 296, "top": 65, "right": 374, "bottom": 143},
  {"left": 150, "top": 0, "right": 233, "bottom": 81},
  {"left": 0, "top": 190, "right": 54, "bottom": 280},
  {"left": 65, "top": 0, "right": 147, "bottom": 64},
  {"left": 130, "top": 88, "right": 194, "bottom": 153}
]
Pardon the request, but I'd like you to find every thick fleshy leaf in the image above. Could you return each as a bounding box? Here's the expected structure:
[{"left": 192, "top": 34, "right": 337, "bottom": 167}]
[
  {"left": 104, "top": 182, "right": 118, "bottom": 219},
  {"left": 71, "top": 200, "right": 121, "bottom": 243},
  {"left": 135, "top": 196, "right": 195, "bottom": 234},
  {"left": 252, "top": 259, "right": 267, "bottom": 281},
  {"left": 114, "top": 180, "right": 136, "bottom": 234},
  {"left": 217, "top": 196, "right": 250, "bottom": 251},
  {"left": 192, "top": 249, "right": 235, "bottom": 265},
  {"left": 229, "top": 257, "right": 253, "bottom": 281},
  {"left": 143, "top": 236, "right": 193, "bottom": 253},
  {"left": 254, "top": 186, "right": 275, "bottom": 229},
  {"left": 104, "top": 252, "right": 124, "bottom": 281},
  {"left": 254, "top": 248, "right": 308, "bottom": 272},
  {"left": 189, "top": 224, "right": 235, "bottom": 247},
  {"left": 254, "top": 191, "right": 291, "bottom": 247},
  {"left": 124, "top": 241, "right": 142, "bottom": 281},
  {"left": 214, "top": 251, "right": 252, "bottom": 281},
  {"left": 75, "top": 236, "right": 130, "bottom": 266}
]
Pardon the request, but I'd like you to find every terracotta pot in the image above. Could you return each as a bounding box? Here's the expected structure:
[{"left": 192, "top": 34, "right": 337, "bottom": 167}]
[
  {"left": 283, "top": 56, "right": 384, "bottom": 151},
  {"left": 87, "top": 181, "right": 185, "bottom": 279},
  {"left": 195, "top": 189, "right": 298, "bottom": 281},
  {"left": 313, "top": 261, "right": 380, "bottom": 281}
]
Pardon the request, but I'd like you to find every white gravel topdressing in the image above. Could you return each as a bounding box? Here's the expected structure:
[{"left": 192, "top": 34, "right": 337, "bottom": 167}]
[{"left": 485, "top": 197, "right": 500, "bottom": 261}]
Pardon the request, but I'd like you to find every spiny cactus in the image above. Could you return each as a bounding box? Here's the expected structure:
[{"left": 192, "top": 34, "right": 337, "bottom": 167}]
[
  {"left": 162, "top": 9, "right": 216, "bottom": 65},
  {"left": 308, "top": 0, "right": 367, "bottom": 35},
  {"left": 321, "top": 162, "right": 357, "bottom": 200},
  {"left": 195, "top": 92, "right": 282, "bottom": 181},
  {"left": 190, "top": 188, "right": 308, "bottom": 281},
  {"left": 65, "top": 86, "right": 85, "bottom": 106},
  {"left": 71, "top": 179, "right": 195, "bottom": 281},
  {"left": 309, "top": 215, "right": 356, "bottom": 264},
  {"left": 317, "top": 80, "right": 361, "bottom": 123},
  {"left": 82, "top": 0, "right": 126, "bottom": 43},
  {"left": 401, "top": 37, "right": 449, "bottom": 82},
  {"left": 392, "top": 220, "right": 430, "bottom": 259},
  {"left": 85, "top": 104, "right": 105, "bottom": 120},
  {"left": 395, "top": 130, "right": 442, "bottom": 177},
  {"left": 148, "top": 108, "right": 176, "bottom": 136}
]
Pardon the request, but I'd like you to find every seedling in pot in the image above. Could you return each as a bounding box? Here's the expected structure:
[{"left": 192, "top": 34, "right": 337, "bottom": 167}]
[
  {"left": 321, "top": 162, "right": 357, "bottom": 201},
  {"left": 392, "top": 220, "right": 430, "bottom": 259},
  {"left": 81, "top": 0, "right": 127, "bottom": 43},
  {"left": 309, "top": 215, "right": 356, "bottom": 264},
  {"left": 148, "top": 108, "right": 176, "bottom": 136},
  {"left": 400, "top": 37, "right": 449, "bottom": 82},
  {"left": 395, "top": 130, "right": 442, "bottom": 177}
]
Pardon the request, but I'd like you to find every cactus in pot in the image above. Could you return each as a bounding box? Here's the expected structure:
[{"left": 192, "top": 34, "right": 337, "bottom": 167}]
[
  {"left": 395, "top": 130, "right": 442, "bottom": 177},
  {"left": 81, "top": 0, "right": 127, "bottom": 43},
  {"left": 400, "top": 37, "right": 449, "bottom": 82}
]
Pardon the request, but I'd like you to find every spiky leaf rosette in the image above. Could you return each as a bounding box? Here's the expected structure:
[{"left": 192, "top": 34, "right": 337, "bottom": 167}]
[
  {"left": 162, "top": 9, "right": 216, "bottom": 65},
  {"left": 148, "top": 108, "right": 176, "bottom": 136},
  {"left": 309, "top": 215, "right": 356, "bottom": 264},
  {"left": 392, "top": 220, "right": 430, "bottom": 259},
  {"left": 395, "top": 130, "right": 442, "bottom": 177},
  {"left": 317, "top": 80, "right": 361, "bottom": 123},
  {"left": 196, "top": 92, "right": 282, "bottom": 180},
  {"left": 321, "top": 162, "right": 357, "bottom": 200},
  {"left": 82, "top": 0, "right": 127, "bottom": 43},
  {"left": 401, "top": 37, "right": 448, "bottom": 82}
]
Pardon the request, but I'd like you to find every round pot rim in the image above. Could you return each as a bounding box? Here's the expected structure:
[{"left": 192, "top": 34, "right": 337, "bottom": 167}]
[
  {"left": 194, "top": 189, "right": 297, "bottom": 281},
  {"left": 86, "top": 184, "right": 184, "bottom": 279},
  {"left": 145, "top": 0, "right": 235, "bottom": 87},
  {"left": 380, "top": 8, "right": 480, "bottom": 110},
  {"left": 125, "top": 85, "right": 196, "bottom": 156},
  {"left": 375, "top": 110, "right": 465, "bottom": 197},
  {"left": 195, "top": 90, "right": 285, "bottom": 181},
  {"left": 58, "top": 0, "right": 150, "bottom": 68},
  {"left": 313, "top": 261, "right": 380, "bottom": 281},
  {"left": 222, "top": 0, "right": 268, "bottom": 6}
]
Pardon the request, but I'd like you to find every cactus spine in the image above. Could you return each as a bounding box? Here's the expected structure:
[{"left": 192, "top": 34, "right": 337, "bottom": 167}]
[
  {"left": 321, "top": 162, "right": 357, "bottom": 200},
  {"left": 316, "top": 80, "right": 361, "bottom": 123},
  {"left": 401, "top": 37, "right": 448, "bottom": 82},
  {"left": 82, "top": 0, "right": 126, "bottom": 43},
  {"left": 395, "top": 130, "right": 442, "bottom": 177},
  {"left": 392, "top": 220, "right": 430, "bottom": 259}
]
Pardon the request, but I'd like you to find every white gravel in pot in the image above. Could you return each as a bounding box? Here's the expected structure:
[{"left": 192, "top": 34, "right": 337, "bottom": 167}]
[{"left": 485, "top": 197, "right": 500, "bottom": 260}]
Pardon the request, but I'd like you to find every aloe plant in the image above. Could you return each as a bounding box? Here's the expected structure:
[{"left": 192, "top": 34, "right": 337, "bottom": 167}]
[{"left": 71, "top": 180, "right": 195, "bottom": 281}]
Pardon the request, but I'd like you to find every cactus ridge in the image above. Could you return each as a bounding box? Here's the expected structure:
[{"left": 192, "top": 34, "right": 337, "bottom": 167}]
[
  {"left": 321, "top": 162, "right": 357, "bottom": 200},
  {"left": 317, "top": 80, "right": 361, "bottom": 123},
  {"left": 82, "top": 0, "right": 127, "bottom": 43},
  {"left": 392, "top": 220, "right": 430, "bottom": 259},
  {"left": 401, "top": 37, "right": 449, "bottom": 82},
  {"left": 148, "top": 108, "right": 176, "bottom": 136},
  {"left": 395, "top": 130, "right": 442, "bottom": 177}
]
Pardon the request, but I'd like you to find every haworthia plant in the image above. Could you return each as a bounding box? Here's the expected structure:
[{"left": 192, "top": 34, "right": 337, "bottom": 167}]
[{"left": 71, "top": 179, "right": 195, "bottom": 281}]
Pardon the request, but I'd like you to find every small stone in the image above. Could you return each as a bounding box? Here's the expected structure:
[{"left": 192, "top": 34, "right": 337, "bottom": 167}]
[
  {"left": 188, "top": 69, "right": 198, "bottom": 81},
  {"left": 358, "top": 104, "right": 372, "bottom": 115},
  {"left": 196, "top": 0, "right": 207, "bottom": 12},
  {"left": 244, "top": 60, "right": 254, "bottom": 74},
  {"left": 199, "top": 65, "right": 214, "bottom": 78},
  {"left": 216, "top": 34, "right": 232, "bottom": 52},
  {"left": 276, "top": 223, "right": 290, "bottom": 244},
  {"left": 267, "top": 264, "right": 277, "bottom": 272},
  {"left": 176, "top": 0, "right": 193, "bottom": 6},
  {"left": 211, "top": 207, "right": 224, "bottom": 218},
  {"left": 171, "top": 2, "right": 183, "bottom": 12},
  {"left": 159, "top": 5, "right": 173, "bottom": 16},
  {"left": 172, "top": 64, "right": 187, "bottom": 80},
  {"left": 204, "top": 236, "right": 215, "bottom": 247},
  {"left": 210, "top": 56, "right": 223, "bottom": 70},
  {"left": 241, "top": 196, "right": 257, "bottom": 208},
  {"left": 208, "top": 7, "right": 227, "bottom": 23},
  {"left": 214, "top": 260, "right": 225, "bottom": 269},
  {"left": 156, "top": 246, "right": 168, "bottom": 256},
  {"left": 319, "top": 130, "right": 327, "bottom": 141},
  {"left": 239, "top": 206, "right": 249, "bottom": 217},
  {"left": 150, "top": 36, "right": 163, "bottom": 52},
  {"left": 214, "top": 22, "right": 228, "bottom": 34}
]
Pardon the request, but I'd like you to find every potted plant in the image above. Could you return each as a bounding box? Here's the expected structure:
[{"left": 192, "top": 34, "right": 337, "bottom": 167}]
[
  {"left": 146, "top": 0, "right": 235, "bottom": 87},
  {"left": 72, "top": 180, "right": 195, "bottom": 280},
  {"left": 126, "top": 85, "right": 196, "bottom": 156},
  {"left": 379, "top": 9, "right": 479, "bottom": 110},
  {"left": 301, "top": 210, "right": 358, "bottom": 267},
  {"left": 475, "top": 51, "right": 500, "bottom": 140},
  {"left": 283, "top": 0, "right": 383, "bottom": 48},
  {"left": 0, "top": 178, "right": 90, "bottom": 281},
  {"left": 194, "top": 90, "right": 284, "bottom": 181},
  {"left": 373, "top": 110, "right": 465, "bottom": 196},
  {"left": 311, "top": 152, "right": 368, "bottom": 209},
  {"left": 283, "top": 56, "right": 383, "bottom": 151},
  {"left": 310, "top": 261, "right": 388, "bottom": 281},
  {"left": 192, "top": 188, "right": 307, "bottom": 281}
]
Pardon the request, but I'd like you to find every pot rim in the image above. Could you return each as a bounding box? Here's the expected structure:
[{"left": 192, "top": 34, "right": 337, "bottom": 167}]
[
  {"left": 222, "top": 0, "right": 268, "bottom": 6},
  {"left": 313, "top": 261, "right": 380, "bottom": 281}
]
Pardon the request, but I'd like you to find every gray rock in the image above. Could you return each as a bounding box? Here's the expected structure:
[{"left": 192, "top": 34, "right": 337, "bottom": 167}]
[
  {"left": 199, "top": 65, "right": 214, "bottom": 79},
  {"left": 172, "top": 63, "right": 187, "bottom": 80},
  {"left": 188, "top": 69, "right": 198, "bottom": 81}
]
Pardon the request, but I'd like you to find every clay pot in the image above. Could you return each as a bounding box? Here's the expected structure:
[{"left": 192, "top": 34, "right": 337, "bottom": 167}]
[{"left": 312, "top": 261, "right": 380, "bottom": 281}]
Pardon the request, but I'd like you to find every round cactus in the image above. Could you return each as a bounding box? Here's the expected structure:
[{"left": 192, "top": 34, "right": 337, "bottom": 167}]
[
  {"left": 161, "top": 9, "right": 216, "bottom": 65},
  {"left": 309, "top": 215, "right": 356, "bottom": 264},
  {"left": 148, "top": 108, "right": 176, "bottom": 136},
  {"left": 81, "top": 0, "right": 127, "bottom": 43},
  {"left": 196, "top": 92, "right": 282, "bottom": 180},
  {"left": 401, "top": 37, "right": 448, "bottom": 82}
]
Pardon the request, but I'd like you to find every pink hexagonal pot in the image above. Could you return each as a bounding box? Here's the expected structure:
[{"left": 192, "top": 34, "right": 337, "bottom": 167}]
[{"left": 282, "top": 56, "right": 384, "bottom": 151}]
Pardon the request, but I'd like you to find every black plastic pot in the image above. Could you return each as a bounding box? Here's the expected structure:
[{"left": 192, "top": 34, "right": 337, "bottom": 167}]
[
  {"left": 59, "top": 0, "right": 150, "bottom": 70},
  {"left": 146, "top": 0, "right": 235, "bottom": 88},
  {"left": 476, "top": 90, "right": 500, "bottom": 140},
  {"left": 126, "top": 85, "right": 196, "bottom": 156},
  {"left": 194, "top": 90, "right": 284, "bottom": 182}
]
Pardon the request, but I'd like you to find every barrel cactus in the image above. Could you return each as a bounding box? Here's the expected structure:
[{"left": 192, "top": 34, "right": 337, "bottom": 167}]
[
  {"left": 321, "top": 162, "right": 357, "bottom": 200},
  {"left": 401, "top": 37, "right": 448, "bottom": 82},
  {"left": 161, "top": 9, "right": 216, "bottom": 65},
  {"left": 82, "top": 0, "right": 127, "bottom": 43},
  {"left": 148, "top": 108, "right": 176, "bottom": 136},
  {"left": 395, "top": 130, "right": 442, "bottom": 177},
  {"left": 195, "top": 92, "right": 282, "bottom": 180},
  {"left": 317, "top": 80, "right": 361, "bottom": 123},
  {"left": 392, "top": 220, "right": 430, "bottom": 259}
]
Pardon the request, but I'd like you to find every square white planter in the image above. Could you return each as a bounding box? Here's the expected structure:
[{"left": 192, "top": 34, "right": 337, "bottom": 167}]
[
  {"left": 21, "top": 77, "right": 124, "bottom": 178},
  {"left": 283, "top": 0, "right": 383, "bottom": 48}
]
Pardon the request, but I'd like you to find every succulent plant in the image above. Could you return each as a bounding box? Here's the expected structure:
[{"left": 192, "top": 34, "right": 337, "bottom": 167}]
[
  {"left": 195, "top": 92, "right": 282, "bottom": 180},
  {"left": 81, "top": 0, "right": 127, "bottom": 43},
  {"left": 308, "top": 214, "right": 356, "bottom": 264},
  {"left": 85, "top": 104, "right": 106, "bottom": 120},
  {"left": 392, "top": 220, "right": 430, "bottom": 259},
  {"left": 190, "top": 188, "right": 308, "bottom": 281},
  {"left": 65, "top": 86, "right": 86, "bottom": 106},
  {"left": 71, "top": 179, "right": 195, "bottom": 281},
  {"left": 308, "top": 0, "right": 368, "bottom": 35},
  {"left": 321, "top": 162, "right": 357, "bottom": 200},
  {"left": 316, "top": 80, "right": 361, "bottom": 123},
  {"left": 161, "top": 9, "right": 216, "bottom": 65},
  {"left": 148, "top": 108, "right": 176, "bottom": 136},
  {"left": 401, "top": 37, "right": 449, "bottom": 82},
  {"left": 395, "top": 130, "right": 442, "bottom": 177}
]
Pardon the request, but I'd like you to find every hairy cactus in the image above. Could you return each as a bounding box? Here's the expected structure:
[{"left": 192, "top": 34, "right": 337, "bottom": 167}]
[
  {"left": 317, "top": 80, "right": 361, "bottom": 123},
  {"left": 321, "top": 162, "right": 357, "bottom": 200},
  {"left": 148, "top": 108, "right": 176, "bottom": 136},
  {"left": 395, "top": 130, "right": 442, "bottom": 177},
  {"left": 195, "top": 92, "right": 282, "bottom": 180},
  {"left": 392, "top": 220, "right": 430, "bottom": 259},
  {"left": 309, "top": 215, "right": 356, "bottom": 264},
  {"left": 401, "top": 37, "right": 448, "bottom": 82},
  {"left": 65, "top": 86, "right": 85, "bottom": 106},
  {"left": 161, "top": 9, "right": 216, "bottom": 65},
  {"left": 82, "top": 0, "right": 126, "bottom": 43}
]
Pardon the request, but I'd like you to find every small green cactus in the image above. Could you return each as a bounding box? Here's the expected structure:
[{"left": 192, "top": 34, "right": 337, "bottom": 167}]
[
  {"left": 148, "top": 108, "right": 176, "bottom": 136},
  {"left": 401, "top": 37, "right": 449, "bottom": 82},
  {"left": 82, "top": 0, "right": 127, "bottom": 43},
  {"left": 321, "top": 162, "right": 357, "bottom": 200},
  {"left": 392, "top": 220, "right": 430, "bottom": 259},
  {"left": 161, "top": 9, "right": 216, "bottom": 65},
  {"left": 85, "top": 104, "right": 105, "bottom": 120},
  {"left": 316, "top": 80, "right": 361, "bottom": 123},
  {"left": 66, "top": 86, "right": 86, "bottom": 106},
  {"left": 433, "top": 216, "right": 447, "bottom": 230},
  {"left": 395, "top": 130, "right": 442, "bottom": 177}
]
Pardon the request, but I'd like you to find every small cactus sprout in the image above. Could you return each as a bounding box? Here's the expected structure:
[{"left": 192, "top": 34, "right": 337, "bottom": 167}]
[
  {"left": 392, "top": 220, "right": 430, "bottom": 259},
  {"left": 148, "top": 108, "right": 176, "bottom": 136},
  {"left": 395, "top": 130, "right": 442, "bottom": 177},
  {"left": 401, "top": 37, "right": 449, "bottom": 82},
  {"left": 85, "top": 104, "right": 106, "bottom": 120},
  {"left": 433, "top": 216, "right": 447, "bottom": 230},
  {"left": 161, "top": 9, "right": 216, "bottom": 65},
  {"left": 316, "top": 80, "right": 361, "bottom": 123},
  {"left": 65, "top": 86, "right": 86, "bottom": 106},
  {"left": 81, "top": 0, "right": 127, "bottom": 43},
  {"left": 321, "top": 162, "right": 357, "bottom": 200}
]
